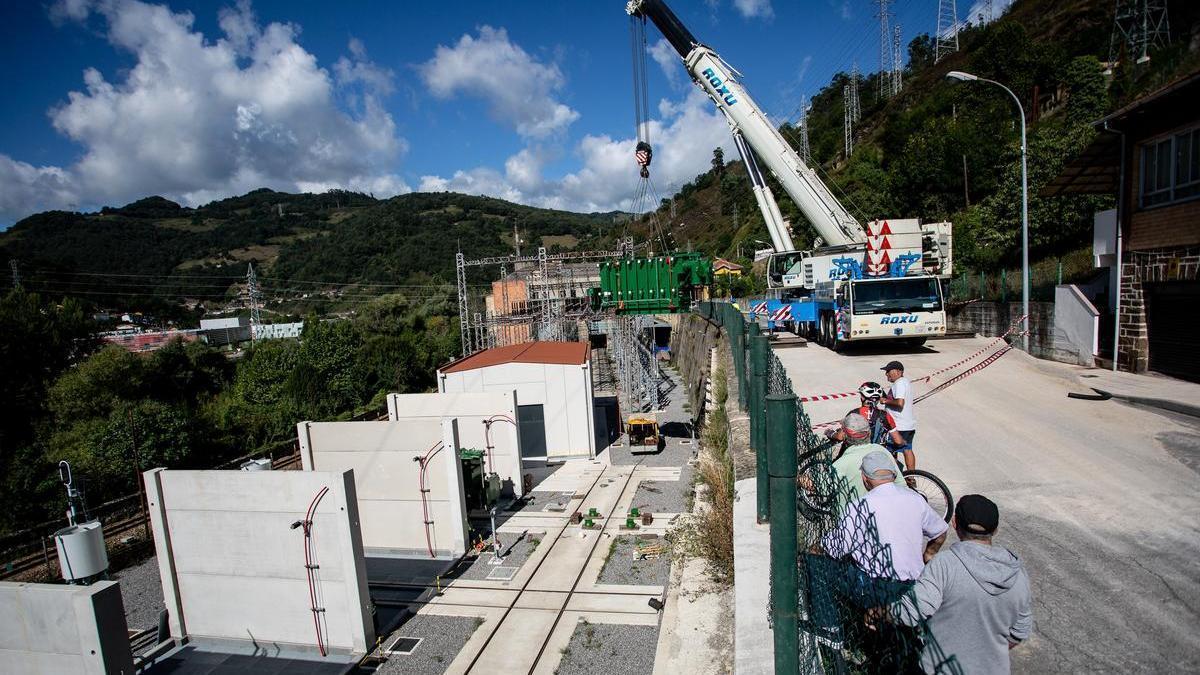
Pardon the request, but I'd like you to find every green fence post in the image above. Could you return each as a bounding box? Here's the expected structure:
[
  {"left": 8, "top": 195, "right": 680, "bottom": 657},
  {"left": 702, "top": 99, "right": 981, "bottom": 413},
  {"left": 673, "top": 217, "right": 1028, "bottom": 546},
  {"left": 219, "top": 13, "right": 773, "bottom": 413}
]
[
  {"left": 750, "top": 333, "right": 769, "bottom": 523},
  {"left": 728, "top": 310, "right": 747, "bottom": 411},
  {"left": 767, "top": 393, "right": 799, "bottom": 675},
  {"left": 1057, "top": 260, "right": 1063, "bottom": 286},
  {"left": 1001, "top": 269, "right": 1007, "bottom": 303}
]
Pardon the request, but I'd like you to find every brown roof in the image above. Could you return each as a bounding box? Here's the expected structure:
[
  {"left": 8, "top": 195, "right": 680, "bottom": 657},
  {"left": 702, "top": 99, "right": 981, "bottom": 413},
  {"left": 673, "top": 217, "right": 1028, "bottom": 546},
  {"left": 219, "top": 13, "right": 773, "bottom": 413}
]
[{"left": 440, "top": 341, "right": 590, "bottom": 373}]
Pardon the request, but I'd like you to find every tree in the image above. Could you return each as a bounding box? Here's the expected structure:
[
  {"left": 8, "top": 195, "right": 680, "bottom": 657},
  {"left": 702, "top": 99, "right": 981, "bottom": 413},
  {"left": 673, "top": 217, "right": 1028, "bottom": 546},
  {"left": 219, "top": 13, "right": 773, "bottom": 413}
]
[{"left": 712, "top": 147, "right": 726, "bottom": 176}]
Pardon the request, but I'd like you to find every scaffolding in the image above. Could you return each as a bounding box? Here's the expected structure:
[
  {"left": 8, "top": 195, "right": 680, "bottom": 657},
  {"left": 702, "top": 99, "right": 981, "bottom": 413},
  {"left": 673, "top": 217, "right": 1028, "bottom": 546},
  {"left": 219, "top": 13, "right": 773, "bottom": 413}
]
[{"left": 455, "top": 247, "right": 624, "bottom": 357}]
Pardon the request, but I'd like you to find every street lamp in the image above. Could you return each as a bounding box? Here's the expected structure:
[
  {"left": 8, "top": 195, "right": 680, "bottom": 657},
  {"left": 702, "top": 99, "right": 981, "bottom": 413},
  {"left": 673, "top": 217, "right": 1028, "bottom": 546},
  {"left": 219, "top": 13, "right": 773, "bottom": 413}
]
[{"left": 945, "top": 70, "right": 1030, "bottom": 353}]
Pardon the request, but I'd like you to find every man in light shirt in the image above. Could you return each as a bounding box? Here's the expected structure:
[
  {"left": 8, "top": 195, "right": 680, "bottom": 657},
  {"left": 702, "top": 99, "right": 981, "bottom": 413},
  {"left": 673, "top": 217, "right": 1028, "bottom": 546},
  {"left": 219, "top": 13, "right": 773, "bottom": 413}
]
[
  {"left": 880, "top": 360, "right": 917, "bottom": 470},
  {"left": 825, "top": 450, "right": 948, "bottom": 581}
]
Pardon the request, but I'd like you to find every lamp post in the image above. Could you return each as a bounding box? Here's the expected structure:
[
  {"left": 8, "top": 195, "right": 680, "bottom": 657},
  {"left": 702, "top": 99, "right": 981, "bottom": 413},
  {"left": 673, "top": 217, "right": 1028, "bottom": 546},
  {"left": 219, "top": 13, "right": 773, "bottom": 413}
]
[{"left": 946, "top": 70, "right": 1030, "bottom": 352}]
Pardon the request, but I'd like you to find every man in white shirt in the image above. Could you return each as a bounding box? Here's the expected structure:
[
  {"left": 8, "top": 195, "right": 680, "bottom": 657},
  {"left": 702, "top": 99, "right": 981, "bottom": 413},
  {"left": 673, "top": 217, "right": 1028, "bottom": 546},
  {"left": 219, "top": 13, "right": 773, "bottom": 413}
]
[
  {"left": 881, "top": 360, "right": 917, "bottom": 470},
  {"left": 825, "top": 450, "right": 948, "bottom": 581}
]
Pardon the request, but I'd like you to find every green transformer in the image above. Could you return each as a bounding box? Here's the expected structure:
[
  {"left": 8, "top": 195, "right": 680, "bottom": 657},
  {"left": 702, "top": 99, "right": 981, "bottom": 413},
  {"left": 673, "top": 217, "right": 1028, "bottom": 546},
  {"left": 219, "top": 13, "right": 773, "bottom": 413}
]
[{"left": 589, "top": 253, "right": 712, "bottom": 314}]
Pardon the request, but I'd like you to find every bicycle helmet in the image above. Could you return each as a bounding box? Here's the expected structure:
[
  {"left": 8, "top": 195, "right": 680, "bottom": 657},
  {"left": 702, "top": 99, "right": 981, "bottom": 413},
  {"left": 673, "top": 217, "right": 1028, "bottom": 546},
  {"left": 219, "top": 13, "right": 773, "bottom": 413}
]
[{"left": 858, "top": 381, "right": 885, "bottom": 402}]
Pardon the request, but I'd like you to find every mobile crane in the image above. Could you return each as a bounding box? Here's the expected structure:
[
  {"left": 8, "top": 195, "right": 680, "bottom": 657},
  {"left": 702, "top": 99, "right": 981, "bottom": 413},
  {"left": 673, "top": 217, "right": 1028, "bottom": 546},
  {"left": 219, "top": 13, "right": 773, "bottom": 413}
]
[{"left": 626, "top": 0, "right": 953, "bottom": 349}]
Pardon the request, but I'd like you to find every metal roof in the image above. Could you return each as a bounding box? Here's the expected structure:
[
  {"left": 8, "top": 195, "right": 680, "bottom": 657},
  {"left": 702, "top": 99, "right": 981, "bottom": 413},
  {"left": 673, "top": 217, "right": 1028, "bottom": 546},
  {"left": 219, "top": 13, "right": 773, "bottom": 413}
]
[{"left": 440, "top": 341, "right": 590, "bottom": 373}]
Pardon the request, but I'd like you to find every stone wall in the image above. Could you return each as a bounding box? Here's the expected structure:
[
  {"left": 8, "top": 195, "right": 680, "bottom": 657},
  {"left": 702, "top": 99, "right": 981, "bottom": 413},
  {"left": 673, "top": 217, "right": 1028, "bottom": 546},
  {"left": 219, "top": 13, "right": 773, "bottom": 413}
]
[
  {"left": 670, "top": 313, "right": 721, "bottom": 420},
  {"left": 1117, "top": 245, "right": 1200, "bottom": 373}
]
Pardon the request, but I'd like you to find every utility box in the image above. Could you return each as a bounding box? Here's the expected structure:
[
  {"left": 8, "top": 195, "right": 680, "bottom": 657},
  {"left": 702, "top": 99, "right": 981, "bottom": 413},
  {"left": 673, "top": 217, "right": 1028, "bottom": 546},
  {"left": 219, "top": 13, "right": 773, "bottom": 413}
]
[{"left": 53, "top": 520, "right": 108, "bottom": 582}]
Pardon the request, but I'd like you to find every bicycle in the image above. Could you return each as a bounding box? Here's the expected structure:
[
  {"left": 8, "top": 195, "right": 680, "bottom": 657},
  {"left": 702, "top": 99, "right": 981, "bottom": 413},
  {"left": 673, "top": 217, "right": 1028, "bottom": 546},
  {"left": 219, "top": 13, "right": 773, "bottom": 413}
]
[{"left": 797, "top": 441, "right": 953, "bottom": 523}]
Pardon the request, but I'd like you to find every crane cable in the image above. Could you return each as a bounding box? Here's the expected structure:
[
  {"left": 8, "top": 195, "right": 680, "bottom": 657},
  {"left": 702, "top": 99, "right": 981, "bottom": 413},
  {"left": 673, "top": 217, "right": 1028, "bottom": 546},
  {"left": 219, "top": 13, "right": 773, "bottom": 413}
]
[{"left": 630, "top": 14, "right": 671, "bottom": 255}]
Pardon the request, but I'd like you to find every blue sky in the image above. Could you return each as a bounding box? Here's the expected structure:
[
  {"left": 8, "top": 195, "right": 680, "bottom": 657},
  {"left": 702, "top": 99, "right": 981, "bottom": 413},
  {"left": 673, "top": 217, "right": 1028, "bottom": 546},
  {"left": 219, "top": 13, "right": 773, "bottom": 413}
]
[{"left": 0, "top": 0, "right": 1007, "bottom": 225}]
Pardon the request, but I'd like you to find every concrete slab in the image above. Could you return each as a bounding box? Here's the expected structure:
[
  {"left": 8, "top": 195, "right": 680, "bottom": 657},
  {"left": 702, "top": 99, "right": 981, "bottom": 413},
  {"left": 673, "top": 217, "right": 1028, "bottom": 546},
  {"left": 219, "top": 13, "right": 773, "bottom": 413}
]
[
  {"left": 526, "top": 527, "right": 604, "bottom": 591},
  {"left": 564, "top": 592, "right": 661, "bottom": 614},
  {"left": 471, "top": 608, "right": 560, "bottom": 671},
  {"left": 732, "top": 478, "right": 773, "bottom": 675},
  {"left": 514, "top": 590, "right": 569, "bottom": 611},
  {"left": 654, "top": 556, "right": 735, "bottom": 675},
  {"left": 426, "top": 586, "right": 518, "bottom": 610}
]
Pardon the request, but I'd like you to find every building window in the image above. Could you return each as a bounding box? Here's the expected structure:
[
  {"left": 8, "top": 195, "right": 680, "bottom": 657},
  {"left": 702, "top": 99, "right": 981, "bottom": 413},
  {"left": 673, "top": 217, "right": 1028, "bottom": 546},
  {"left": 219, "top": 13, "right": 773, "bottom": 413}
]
[{"left": 1140, "top": 126, "right": 1200, "bottom": 208}]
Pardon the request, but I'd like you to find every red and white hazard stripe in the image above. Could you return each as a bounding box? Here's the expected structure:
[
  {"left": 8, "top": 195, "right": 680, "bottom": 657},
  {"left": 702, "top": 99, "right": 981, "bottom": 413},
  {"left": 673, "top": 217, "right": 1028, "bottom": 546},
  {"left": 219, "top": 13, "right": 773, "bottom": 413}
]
[
  {"left": 752, "top": 302, "right": 769, "bottom": 316},
  {"left": 798, "top": 391, "right": 858, "bottom": 403},
  {"left": 770, "top": 306, "right": 793, "bottom": 322}
]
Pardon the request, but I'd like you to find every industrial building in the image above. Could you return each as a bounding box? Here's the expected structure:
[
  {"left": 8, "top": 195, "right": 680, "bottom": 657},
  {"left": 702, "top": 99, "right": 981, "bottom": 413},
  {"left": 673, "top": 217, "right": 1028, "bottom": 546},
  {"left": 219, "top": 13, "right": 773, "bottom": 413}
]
[{"left": 437, "top": 341, "right": 597, "bottom": 461}]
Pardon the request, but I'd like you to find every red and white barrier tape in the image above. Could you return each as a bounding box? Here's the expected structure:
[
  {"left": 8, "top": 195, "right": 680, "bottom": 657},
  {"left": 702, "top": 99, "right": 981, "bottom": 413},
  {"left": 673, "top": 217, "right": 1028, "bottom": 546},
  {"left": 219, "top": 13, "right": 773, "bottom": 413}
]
[
  {"left": 799, "top": 391, "right": 859, "bottom": 403},
  {"left": 807, "top": 337, "right": 1019, "bottom": 431},
  {"left": 914, "top": 315, "right": 1027, "bottom": 384},
  {"left": 795, "top": 316, "right": 1028, "bottom": 403}
]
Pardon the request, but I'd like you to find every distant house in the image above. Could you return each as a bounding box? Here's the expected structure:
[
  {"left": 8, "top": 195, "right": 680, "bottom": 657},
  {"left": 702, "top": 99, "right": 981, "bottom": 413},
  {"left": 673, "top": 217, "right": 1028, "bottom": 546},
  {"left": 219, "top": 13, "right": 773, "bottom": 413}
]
[
  {"left": 713, "top": 258, "right": 744, "bottom": 276},
  {"left": 1044, "top": 71, "right": 1200, "bottom": 381}
]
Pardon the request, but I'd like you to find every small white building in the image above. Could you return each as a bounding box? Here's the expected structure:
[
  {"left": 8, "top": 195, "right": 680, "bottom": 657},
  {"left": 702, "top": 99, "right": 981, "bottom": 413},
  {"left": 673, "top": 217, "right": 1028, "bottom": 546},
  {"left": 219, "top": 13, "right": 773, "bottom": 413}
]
[
  {"left": 255, "top": 321, "right": 304, "bottom": 340},
  {"left": 437, "top": 342, "right": 595, "bottom": 461}
]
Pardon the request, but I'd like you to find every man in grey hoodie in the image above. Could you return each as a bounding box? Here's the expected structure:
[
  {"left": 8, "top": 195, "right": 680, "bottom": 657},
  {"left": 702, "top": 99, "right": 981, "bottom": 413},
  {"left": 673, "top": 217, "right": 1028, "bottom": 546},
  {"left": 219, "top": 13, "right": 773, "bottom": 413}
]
[{"left": 892, "top": 494, "right": 1033, "bottom": 674}]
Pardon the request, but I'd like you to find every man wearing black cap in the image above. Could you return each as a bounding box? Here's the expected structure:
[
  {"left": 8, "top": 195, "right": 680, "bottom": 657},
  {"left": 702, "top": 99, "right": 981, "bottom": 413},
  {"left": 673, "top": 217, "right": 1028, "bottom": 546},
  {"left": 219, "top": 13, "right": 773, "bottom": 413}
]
[
  {"left": 893, "top": 495, "right": 1033, "bottom": 675},
  {"left": 880, "top": 361, "right": 916, "bottom": 471}
]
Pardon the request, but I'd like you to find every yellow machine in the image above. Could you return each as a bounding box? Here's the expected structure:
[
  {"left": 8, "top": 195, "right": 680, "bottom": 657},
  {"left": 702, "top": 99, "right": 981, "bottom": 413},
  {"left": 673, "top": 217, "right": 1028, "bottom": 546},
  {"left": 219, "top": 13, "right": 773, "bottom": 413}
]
[{"left": 627, "top": 413, "right": 665, "bottom": 453}]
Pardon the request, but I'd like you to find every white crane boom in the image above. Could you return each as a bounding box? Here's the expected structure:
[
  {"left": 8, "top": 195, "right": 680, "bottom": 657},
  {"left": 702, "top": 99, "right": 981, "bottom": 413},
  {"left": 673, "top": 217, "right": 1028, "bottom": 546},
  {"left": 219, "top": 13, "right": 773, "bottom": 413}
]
[{"left": 627, "top": 0, "right": 865, "bottom": 250}]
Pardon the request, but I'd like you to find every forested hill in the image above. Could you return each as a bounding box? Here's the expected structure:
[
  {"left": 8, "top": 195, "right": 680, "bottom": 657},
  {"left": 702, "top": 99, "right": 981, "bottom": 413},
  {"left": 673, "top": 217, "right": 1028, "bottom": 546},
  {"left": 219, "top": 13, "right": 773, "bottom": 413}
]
[
  {"left": 0, "top": 189, "right": 622, "bottom": 317},
  {"left": 634, "top": 0, "right": 1200, "bottom": 277}
]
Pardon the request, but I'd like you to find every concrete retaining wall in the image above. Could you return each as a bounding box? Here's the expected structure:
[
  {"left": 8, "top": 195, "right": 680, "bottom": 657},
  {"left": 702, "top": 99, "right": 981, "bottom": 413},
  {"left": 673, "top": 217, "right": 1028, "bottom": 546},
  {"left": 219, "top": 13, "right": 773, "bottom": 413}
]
[
  {"left": 299, "top": 419, "right": 468, "bottom": 558},
  {"left": 388, "top": 391, "right": 523, "bottom": 498},
  {"left": 144, "top": 468, "right": 374, "bottom": 656},
  {"left": 0, "top": 581, "right": 133, "bottom": 675},
  {"left": 671, "top": 313, "right": 721, "bottom": 421},
  {"left": 947, "top": 299, "right": 1093, "bottom": 365}
]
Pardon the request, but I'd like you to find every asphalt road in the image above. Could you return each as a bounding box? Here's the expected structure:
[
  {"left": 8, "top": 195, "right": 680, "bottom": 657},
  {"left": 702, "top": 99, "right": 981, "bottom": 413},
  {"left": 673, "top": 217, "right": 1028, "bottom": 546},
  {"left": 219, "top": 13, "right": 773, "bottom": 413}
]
[{"left": 774, "top": 336, "right": 1200, "bottom": 674}]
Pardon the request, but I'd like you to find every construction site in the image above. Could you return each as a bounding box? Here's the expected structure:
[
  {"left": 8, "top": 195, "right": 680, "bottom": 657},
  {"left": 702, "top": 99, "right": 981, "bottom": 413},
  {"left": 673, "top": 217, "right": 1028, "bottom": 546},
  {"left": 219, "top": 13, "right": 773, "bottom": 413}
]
[{"left": 3, "top": 0, "right": 1200, "bottom": 674}]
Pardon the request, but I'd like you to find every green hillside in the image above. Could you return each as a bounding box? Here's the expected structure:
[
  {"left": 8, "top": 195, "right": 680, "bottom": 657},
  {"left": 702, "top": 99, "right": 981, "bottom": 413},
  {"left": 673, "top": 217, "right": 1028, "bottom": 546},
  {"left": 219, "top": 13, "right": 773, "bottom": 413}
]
[
  {"left": 632, "top": 0, "right": 1200, "bottom": 280},
  {"left": 0, "top": 189, "right": 619, "bottom": 319}
]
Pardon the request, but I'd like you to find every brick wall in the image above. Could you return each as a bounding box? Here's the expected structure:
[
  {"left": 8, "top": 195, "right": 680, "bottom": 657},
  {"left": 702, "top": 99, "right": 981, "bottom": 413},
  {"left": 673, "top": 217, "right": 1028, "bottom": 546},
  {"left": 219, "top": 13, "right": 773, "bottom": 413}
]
[
  {"left": 1117, "top": 245, "right": 1200, "bottom": 372},
  {"left": 1128, "top": 198, "right": 1200, "bottom": 250}
]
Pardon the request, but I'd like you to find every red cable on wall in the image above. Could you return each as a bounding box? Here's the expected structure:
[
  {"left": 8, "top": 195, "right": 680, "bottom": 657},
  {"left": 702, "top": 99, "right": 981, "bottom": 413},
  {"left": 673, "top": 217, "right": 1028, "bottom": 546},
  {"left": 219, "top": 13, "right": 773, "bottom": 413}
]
[
  {"left": 300, "top": 486, "right": 330, "bottom": 656},
  {"left": 416, "top": 441, "right": 444, "bottom": 558}
]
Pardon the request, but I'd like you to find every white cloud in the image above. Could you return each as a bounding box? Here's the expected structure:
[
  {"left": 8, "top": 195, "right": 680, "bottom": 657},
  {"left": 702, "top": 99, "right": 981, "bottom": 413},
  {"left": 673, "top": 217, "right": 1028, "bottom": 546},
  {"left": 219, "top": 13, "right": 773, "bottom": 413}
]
[
  {"left": 733, "top": 0, "right": 774, "bottom": 20},
  {"left": 420, "top": 88, "right": 736, "bottom": 214},
  {"left": 796, "top": 55, "right": 813, "bottom": 84},
  {"left": 648, "top": 39, "right": 683, "bottom": 88},
  {"left": 419, "top": 26, "right": 579, "bottom": 139},
  {"left": 1, "top": 0, "right": 408, "bottom": 223}
]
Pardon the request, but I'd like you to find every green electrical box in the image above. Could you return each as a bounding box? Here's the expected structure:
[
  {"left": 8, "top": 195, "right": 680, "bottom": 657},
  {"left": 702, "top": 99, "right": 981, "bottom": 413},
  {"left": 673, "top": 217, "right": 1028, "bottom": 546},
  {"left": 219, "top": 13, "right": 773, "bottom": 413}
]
[{"left": 589, "top": 253, "right": 712, "bottom": 315}]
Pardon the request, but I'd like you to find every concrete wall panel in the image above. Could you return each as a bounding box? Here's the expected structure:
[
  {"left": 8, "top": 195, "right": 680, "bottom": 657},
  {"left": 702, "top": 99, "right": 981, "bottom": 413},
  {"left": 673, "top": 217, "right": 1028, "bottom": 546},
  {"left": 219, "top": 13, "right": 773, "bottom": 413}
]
[
  {"left": 0, "top": 581, "right": 133, "bottom": 675},
  {"left": 388, "top": 391, "right": 522, "bottom": 498},
  {"left": 299, "top": 419, "right": 469, "bottom": 557},
  {"left": 144, "top": 468, "right": 373, "bottom": 655}
]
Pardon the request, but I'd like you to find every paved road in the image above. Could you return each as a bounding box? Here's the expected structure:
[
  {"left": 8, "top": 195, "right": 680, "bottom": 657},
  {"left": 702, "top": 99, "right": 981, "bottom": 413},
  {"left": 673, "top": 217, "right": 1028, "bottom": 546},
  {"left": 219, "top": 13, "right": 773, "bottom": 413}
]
[{"left": 774, "top": 337, "right": 1200, "bottom": 673}]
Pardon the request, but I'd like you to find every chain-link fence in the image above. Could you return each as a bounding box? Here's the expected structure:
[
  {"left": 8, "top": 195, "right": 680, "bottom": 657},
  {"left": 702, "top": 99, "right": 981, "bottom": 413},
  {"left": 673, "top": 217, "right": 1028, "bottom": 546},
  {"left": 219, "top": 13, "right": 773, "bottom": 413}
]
[{"left": 696, "top": 301, "right": 961, "bottom": 674}]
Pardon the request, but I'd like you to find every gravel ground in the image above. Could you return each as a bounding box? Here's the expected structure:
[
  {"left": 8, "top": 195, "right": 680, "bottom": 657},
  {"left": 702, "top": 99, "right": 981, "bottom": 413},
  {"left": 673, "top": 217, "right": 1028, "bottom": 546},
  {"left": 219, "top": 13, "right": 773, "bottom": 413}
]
[
  {"left": 554, "top": 621, "right": 659, "bottom": 675},
  {"left": 451, "top": 533, "right": 541, "bottom": 581},
  {"left": 111, "top": 555, "right": 164, "bottom": 631},
  {"left": 597, "top": 535, "right": 671, "bottom": 586},
  {"left": 631, "top": 480, "right": 687, "bottom": 514},
  {"left": 376, "top": 613, "right": 483, "bottom": 674}
]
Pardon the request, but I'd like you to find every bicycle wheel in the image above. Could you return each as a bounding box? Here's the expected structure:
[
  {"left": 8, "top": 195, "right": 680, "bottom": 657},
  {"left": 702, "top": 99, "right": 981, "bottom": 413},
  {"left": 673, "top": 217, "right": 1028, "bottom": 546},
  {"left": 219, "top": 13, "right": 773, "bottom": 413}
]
[
  {"left": 797, "top": 457, "right": 839, "bottom": 520},
  {"left": 903, "top": 469, "right": 953, "bottom": 522}
]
